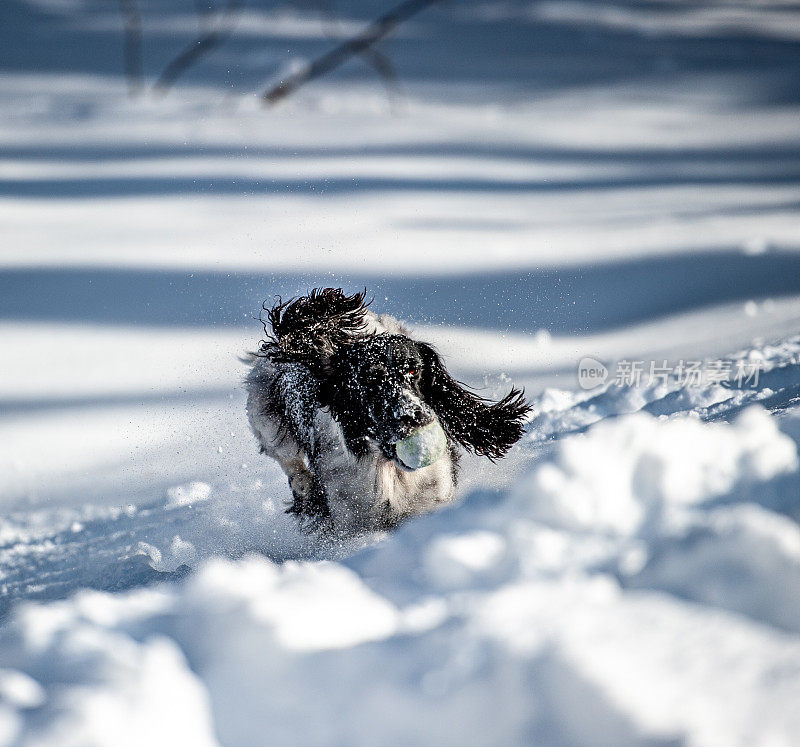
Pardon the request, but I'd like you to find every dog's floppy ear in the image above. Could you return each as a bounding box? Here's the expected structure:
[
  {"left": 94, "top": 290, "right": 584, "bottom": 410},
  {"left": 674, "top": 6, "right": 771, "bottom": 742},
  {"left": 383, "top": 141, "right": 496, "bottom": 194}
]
[
  {"left": 259, "top": 288, "right": 370, "bottom": 375},
  {"left": 416, "top": 341, "right": 531, "bottom": 459}
]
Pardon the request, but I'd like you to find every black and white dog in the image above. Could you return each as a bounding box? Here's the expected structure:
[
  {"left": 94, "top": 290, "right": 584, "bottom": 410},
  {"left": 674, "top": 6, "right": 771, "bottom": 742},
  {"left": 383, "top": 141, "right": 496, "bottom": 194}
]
[{"left": 245, "top": 289, "right": 530, "bottom": 533}]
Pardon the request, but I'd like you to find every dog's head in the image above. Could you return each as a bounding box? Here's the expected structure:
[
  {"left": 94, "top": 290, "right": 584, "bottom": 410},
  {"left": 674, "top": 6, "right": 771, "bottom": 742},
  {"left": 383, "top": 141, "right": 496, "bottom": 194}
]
[
  {"left": 326, "top": 333, "right": 531, "bottom": 467},
  {"left": 326, "top": 335, "right": 433, "bottom": 465}
]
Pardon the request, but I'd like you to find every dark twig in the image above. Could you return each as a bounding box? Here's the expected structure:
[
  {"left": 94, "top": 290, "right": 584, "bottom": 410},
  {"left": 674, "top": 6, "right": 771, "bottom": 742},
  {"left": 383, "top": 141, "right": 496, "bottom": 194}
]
[
  {"left": 118, "top": 0, "right": 143, "bottom": 95},
  {"left": 262, "top": 0, "right": 440, "bottom": 105},
  {"left": 315, "top": 0, "right": 404, "bottom": 105},
  {"left": 154, "top": 0, "right": 242, "bottom": 94},
  {"left": 361, "top": 46, "right": 404, "bottom": 110}
]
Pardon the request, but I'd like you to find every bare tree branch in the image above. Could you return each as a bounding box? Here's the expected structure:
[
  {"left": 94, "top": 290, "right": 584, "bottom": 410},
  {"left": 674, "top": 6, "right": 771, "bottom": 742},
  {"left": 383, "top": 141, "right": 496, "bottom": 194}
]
[
  {"left": 262, "top": 0, "right": 440, "bottom": 105},
  {"left": 118, "top": 0, "right": 143, "bottom": 95},
  {"left": 315, "top": 0, "right": 404, "bottom": 104},
  {"left": 154, "top": 0, "right": 242, "bottom": 94}
]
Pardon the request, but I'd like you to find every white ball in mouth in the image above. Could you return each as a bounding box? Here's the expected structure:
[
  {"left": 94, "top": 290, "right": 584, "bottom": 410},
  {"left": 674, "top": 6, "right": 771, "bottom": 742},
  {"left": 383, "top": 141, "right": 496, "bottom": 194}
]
[{"left": 395, "top": 421, "right": 447, "bottom": 470}]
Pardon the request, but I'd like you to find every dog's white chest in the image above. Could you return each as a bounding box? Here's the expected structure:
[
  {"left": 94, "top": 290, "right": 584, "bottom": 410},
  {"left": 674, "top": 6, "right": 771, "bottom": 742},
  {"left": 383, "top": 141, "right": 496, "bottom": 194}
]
[{"left": 311, "top": 409, "right": 455, "bottom": 531}]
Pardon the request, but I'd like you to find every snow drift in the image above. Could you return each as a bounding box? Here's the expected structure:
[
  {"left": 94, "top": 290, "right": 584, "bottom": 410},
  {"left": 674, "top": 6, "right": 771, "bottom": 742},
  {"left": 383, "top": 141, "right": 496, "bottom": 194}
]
[{"left": 2, "top": 405, "right": 800, "bottom": 746}]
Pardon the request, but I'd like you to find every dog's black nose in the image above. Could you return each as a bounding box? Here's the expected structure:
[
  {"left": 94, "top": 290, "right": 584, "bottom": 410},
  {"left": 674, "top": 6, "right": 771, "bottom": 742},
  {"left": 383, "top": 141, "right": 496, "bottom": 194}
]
[
  {"left": 399, "top": 408, "right": 431, "bottom": 430},
  {"left": 390, "top": 393, "right": 434, "bottom": 439},
  {"left": 399, "top": 408, "right": 433, "bottom": 435}
]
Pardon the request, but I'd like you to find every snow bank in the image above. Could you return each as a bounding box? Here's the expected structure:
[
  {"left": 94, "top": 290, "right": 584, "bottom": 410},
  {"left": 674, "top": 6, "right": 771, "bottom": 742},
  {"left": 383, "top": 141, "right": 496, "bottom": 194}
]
[
  {"left": 527, "top": 333, "right": 800, "bottom": 442},
  {"left": 2, "top": 406, "right": 800, "bottom": 746}
]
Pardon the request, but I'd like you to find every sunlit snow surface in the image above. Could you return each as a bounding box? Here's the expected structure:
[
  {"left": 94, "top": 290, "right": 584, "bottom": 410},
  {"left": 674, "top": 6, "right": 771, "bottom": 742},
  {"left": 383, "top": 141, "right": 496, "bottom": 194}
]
[{"left": 3, "top": 0, "right": 800, "bottom": 744}]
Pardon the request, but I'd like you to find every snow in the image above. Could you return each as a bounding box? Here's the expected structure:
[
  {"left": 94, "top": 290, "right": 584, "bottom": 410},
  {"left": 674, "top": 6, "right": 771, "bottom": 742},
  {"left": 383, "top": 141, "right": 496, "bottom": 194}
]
[
  {"left": 4, "top": 408, "right": 800, "bottom": 745},
  {"left": 3, "top": 0, "right": 800, "bottom": 743},
  {"left": 165, "top": 482, "right": 213, "bottom": 508}
]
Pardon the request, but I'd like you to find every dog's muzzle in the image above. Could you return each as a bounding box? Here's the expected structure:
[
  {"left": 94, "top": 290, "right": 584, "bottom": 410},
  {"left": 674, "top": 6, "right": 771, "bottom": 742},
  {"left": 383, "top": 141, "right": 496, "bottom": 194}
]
[{"left": 384, "top": 391, "right": 435, "bottom": 443}]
